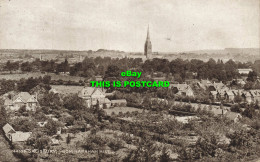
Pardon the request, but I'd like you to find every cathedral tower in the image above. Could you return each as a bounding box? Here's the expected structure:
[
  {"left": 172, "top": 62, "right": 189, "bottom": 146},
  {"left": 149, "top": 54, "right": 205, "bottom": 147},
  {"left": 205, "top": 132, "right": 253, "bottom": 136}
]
[{"left": 144, "top": 25, "right": 152, "bottom": 59}]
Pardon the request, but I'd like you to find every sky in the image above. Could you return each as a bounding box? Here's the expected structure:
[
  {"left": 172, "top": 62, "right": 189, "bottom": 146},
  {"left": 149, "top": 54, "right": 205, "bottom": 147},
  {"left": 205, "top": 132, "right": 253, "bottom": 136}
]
[{"left": 0, "top": 0, "right": 259, "bottom": 52}]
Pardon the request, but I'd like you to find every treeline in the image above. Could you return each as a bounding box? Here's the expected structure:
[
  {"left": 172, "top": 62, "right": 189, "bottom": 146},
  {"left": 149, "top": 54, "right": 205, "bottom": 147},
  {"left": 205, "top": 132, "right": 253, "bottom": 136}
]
[
  {"left": 2, "top": 57, "right": 259, "bottom": 83},
  {"left": 0, "top": 76, "right": 52, "bottom": 95}
]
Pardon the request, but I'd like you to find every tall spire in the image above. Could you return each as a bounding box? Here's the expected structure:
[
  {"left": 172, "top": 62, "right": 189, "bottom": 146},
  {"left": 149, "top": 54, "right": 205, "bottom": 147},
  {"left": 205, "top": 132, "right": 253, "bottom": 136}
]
[
  {"left": 144, "top": 24, "right": 152, "bottom": 59},
  {"left": 146, "top": 25, "right": 150, "bottom": 41}
]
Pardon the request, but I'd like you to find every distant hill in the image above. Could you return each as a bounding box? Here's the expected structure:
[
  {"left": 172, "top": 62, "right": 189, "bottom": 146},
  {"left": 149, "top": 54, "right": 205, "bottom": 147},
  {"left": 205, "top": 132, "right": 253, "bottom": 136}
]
[
  {"left": 0, "top": 49, "right": 129, "bottom": 55},
  {"left": 185, "top": 48, "right": 260, "bottom": 56}
]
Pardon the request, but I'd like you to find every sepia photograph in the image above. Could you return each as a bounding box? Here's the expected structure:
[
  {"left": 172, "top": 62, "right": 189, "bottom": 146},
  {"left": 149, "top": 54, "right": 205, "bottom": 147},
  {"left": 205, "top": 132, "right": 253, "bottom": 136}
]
[{"left": 0, "top": 0, "right": 259, "bottom": 161}]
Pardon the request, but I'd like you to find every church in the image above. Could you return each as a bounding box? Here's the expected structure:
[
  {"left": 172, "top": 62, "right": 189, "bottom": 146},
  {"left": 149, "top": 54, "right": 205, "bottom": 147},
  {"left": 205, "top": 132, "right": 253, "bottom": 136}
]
[{"left": 144, "top": 25, "right": 152, "bottom": 59}]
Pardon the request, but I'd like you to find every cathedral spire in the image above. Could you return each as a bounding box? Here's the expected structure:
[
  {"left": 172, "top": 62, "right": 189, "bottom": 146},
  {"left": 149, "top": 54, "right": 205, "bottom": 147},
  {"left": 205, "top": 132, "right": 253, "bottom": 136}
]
[
  {"left": 144, "top": 24, "right": 152, "bottom": 59},
  {"left": 146, "top": 25, "right": 150, "bottom": 41}
]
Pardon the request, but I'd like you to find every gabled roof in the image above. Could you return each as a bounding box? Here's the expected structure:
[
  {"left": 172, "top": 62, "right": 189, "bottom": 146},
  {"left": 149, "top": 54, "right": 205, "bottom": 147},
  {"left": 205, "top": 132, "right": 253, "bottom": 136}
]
[
  {"left": 210, "top": 91, "right": 217, "bottom": 95},
  {"left": 11, "top": 131, "right": 32, "bottom": 142},
  {"left": 211, "top": 108, "right": 226, "bottom": 116},
  {"left": 242, "top": 91, "right": 252, "bottom": 97},
  {"left": 225, "top": 91, "right": 234, "bottom": 96},
  {"left": 201, "top": 79, "right": 212, "bottom": 86},
  {"left": 218, "top": 91, "right": 226, "bottom": 95},
  {"left": 78, "top": 87, "right": 105, "bottom": 98},
  {"left": 15, "top": 92, "right": 31, "bottom": 102},
  {"left": 4, "top": 98, "right": 13, "bottom": 106},
  {"left": 232, "top": 90, "right": 243, "bottom": 95},
  {"left": 213, "top": 82, "right": 226, "bottom": 90},
  {"left": 99, "top": 98, "right": 111, "bottom": 104},
  {"left": 170, "top": 84, "right": 191, "bottom": 92},
  {"left": 3, "top": 123, "right": 16, "bottom": 134},
  {"left": 13, "top": 92, "right": 36, "bottom": 103},
  {"left": 79, "top": 87, "right": 95, "bottom": 97},
  {"left": 250, "top": 90, "right": 260, "bottom": 97}
]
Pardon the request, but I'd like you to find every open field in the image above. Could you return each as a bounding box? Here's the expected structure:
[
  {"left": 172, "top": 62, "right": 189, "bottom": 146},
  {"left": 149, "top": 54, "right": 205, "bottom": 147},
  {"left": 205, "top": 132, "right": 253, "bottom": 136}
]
[
  {"left": 51, "top": 85, "right": 84, "bottom": 94},
  {"left": 0, "top": 72, "right": 85, "bottom": 82},
  {"left": 0, "top": 72, "right": 45, "bottom": 80}
]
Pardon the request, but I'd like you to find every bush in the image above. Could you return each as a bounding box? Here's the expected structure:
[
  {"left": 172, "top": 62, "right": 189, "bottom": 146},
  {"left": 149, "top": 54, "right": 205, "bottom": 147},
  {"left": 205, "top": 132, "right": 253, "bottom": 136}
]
[
  {"left": 108, "top": 139, "right": 124, "bottom": 151},
  {"left": 230, "top": 104, "right": 241, "bottom": 113}
]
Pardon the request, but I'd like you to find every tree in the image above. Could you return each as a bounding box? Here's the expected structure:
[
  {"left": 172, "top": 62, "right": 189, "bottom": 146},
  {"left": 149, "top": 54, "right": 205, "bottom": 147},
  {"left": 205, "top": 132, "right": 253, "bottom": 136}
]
[
  {"left": 44, "top": 119, "right": 63, "bottom": 136},
  {"left": 12, "top": 118, "right": 37, "bottom": 132},
  {"left": 18, "top": 105, "right": 27, "bottom": 114},
  {"left": 230, "top": 104, "right": 241, "bottom": 113},
  {"left": 242, "top": 107, "right": 255, "bottom": 119},
  {"left": 0, "top": 105, "right": 7, "bottom": 127},
  {"left": 234, "top": 93, "right": 242, "bottom": 103},
  {"left": 123, "top": 138, "right": 158, "bottom": 162},
  {"left": 63, "top": 94, "right": 86, "bottom": 111},
  {"left": 4, "top": 61, "right": 19, "bottom": 72},
  {"left": 43, "top": 75, "right": 51, "bottom": 84},
  {"left": 21, "top": 62, "right": 32, "bottom": 72},
  {"left": 104, "top": 65, "right": 120, "bottom": 79},
  {"left": 35, "top": 136, "right": 51, "bottom": 150},
  {"left": 228, "top": 130, "right": 252, "bottom": 149},
  {"left": 247, "top": 71, "right": 257, "bottom": 82},
  {"left": 38, "top": 92, "right": 63, "bottom": 110},
  {"left": 160, "top": 147, "right": 171, "bottom": 162},
  {"left": 66, "top": 134, "right": 71, "bottom": 145},
  {"left": 244, "top": 81, "right": 254, "bottom": 90}
]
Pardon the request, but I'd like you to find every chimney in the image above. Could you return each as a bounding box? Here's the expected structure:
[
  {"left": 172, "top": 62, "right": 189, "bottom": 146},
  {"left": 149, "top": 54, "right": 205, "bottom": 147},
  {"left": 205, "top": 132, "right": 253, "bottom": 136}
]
[{"left": 34, "top": 92, "right": 38, "bottom": 101}]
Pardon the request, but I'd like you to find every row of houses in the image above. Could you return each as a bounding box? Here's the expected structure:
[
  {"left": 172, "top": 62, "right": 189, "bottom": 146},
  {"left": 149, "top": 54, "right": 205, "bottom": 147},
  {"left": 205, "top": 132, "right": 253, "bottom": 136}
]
[
  {"left": 210, "top": 89, "right": 260, "bottom": 103},
  {"left": 3, "top": 92, "right": 38, "bottom": 111},
  {"left": 197, "top": 80, "right": 229, "bottom": 92}
]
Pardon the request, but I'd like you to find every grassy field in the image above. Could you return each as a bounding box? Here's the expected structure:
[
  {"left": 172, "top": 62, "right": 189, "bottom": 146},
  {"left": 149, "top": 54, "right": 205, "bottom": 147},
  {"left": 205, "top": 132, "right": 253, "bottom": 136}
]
[
  {"left": 0, "top": 72, "right": 85, "bottom": 82},
  {"left": 0, "top": 72, "right": 44, "bottom": 80},
  {"left": 51, "top": 85, "right": 84, "bottom": 94}
]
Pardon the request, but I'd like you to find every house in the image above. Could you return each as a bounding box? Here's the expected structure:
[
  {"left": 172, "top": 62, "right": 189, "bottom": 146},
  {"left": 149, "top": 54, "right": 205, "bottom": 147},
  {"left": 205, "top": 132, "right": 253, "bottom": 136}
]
[
  {"left": 4, "top": 92, "right": 38, "bottom": 111},
  {"left": 151, "top": 98, "right": 168, "bottom": 105},
  {"left": 249, "top": 90, "right": 260, "bottom": 103},
  {"left": 225, "top": 90, "right": 235, "bottom": 102},
  {"left": 241, "top": 91, "right": 253, "bottom": 103},
  {"left": 197, "top": 79, "right": 213, "bottom": 90},
  {"left": 209, "top": 91, "right": 218, "bottom": 100},
  {"left": 99, "top": 98, "right": 112, "bottom": 108},
  {"left": 95, "top": 75, "right": 103, "bottom": 81},
  {"left": 78, "top": 87, "right": 111, "bottom": 108},
  {"left": 51, "top": 138, "right": 60, "bottom": 145},
  {"left": 170, "top": 83, "right": 194, "bottom": 97},
  {"left": 2, "top": 123, "right": 32, "bottom": 142},
  {"left": 237, "top": 69, "right": 253, "bottom": 75},
  {"left": 217, "top": 90, "right": 226, "bottom": 100},
  {"left": 209, "top": 82, "right": 228, "bottom": 92},
  {"left": 236, "top": 79, "right": 246, "bottom": 86},
  {"left": 225, "top": 112, "right": 242, "bottom": 122},
  {"left": 3, "top": 123, "right": 16, "bottom": 135},
  {"left": 37, "top": 121, "right": 48, "bottom": 127},
  {"left": 232, "top": 89, "right": 243, "bottom": 96},
  {"left": 211, "top": 107, "right": 227, "bottom": 116}
]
